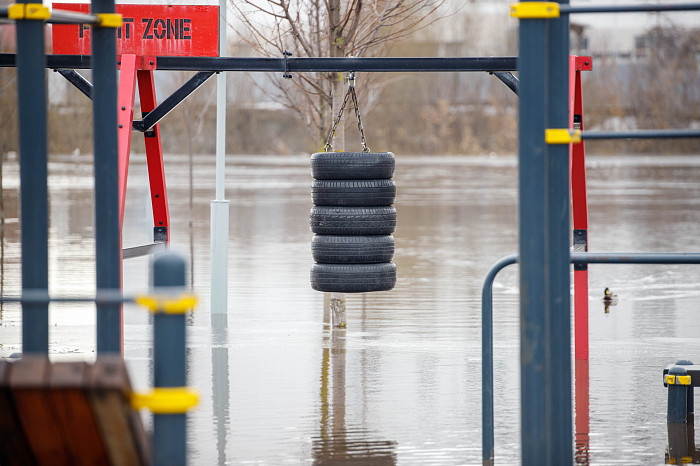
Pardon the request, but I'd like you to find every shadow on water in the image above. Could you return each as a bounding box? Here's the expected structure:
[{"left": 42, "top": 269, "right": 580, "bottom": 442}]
[{"left": 312, "top": 303, "right": 397, "bottom": 465}]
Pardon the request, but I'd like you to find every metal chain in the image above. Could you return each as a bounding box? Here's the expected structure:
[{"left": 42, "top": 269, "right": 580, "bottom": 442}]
[
  {"left": 323, "top": 72, "right": 370, "bottom": 153},
  {"left": 349, "top": 85, "right": 370, "bottom": 153},
  {"left": 323, "top": 86, "right": 352, "bottom": 152}
]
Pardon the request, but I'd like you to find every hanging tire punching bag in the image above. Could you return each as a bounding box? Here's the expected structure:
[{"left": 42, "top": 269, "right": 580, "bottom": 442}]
[{"left": 309, "top": 151, "right": 397, "bottom": 293}]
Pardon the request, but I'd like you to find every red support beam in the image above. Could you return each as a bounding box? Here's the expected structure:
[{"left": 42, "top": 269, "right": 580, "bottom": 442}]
[
  {"left": 570, "top": 56, "right": 591, "bottom": 361},
  {"left": 117, "top": 54, "right": 137, "bottom": 231},
  {"left": 137, "top": 70, "right": 170, "bottom": 243}
]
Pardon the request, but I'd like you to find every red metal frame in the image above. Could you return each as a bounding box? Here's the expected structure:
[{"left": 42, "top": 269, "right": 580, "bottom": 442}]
[
  {"left": 137, "top": 69, "right": 171, "bottom": 243},
  {"left": 114, "top": 57, "right": 172, "bottom": 351},
  {"left": 117, "top": 54, "right": 137, "bottom": 231},
  {"left": 116, "top": 60, "right": 171, "bottom": 243},
  {"left": 570, "top": 56, "right": 592, "bottom": 361}
]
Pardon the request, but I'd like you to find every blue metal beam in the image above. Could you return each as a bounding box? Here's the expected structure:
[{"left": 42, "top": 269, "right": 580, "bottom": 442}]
[
  {"left": 16, "top": 0, "right": 49, "bottom": 354},
  {"left": 545, "top": 2, "right": 572, "bottom": 464},
  {"left": 518, "top": 15, "right": 549, "bottom": 466},
  {"left": 92, "top": 0, "right": 121, "bottom": 353}
]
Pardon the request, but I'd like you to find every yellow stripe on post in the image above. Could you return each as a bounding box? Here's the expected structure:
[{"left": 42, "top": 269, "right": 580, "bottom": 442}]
[
  {"left": 665, "top": 374, "right": 692, "bottom": 385},
  {"left": 132, "top": 387, "right": 199, "bottom": 414},
  {"left": 545, "top": 128, "right": 581, "bottom": 144},
  {"left": 677, "top": 375, "right": 692, "bottom": 386},
  {"left": 8, "top": 3, "right": 50, "bottom": 20},
  {"left": 7, "top": 4, "right": 25, "bottom": 19},
  {"left": 96, "top": 13, "right": 122, "bottom": 28},
  {"left": 510, "top": 2, "right": 560, "bottom": 19},
  {"left": 135, "top": 294, "right": 198, "bottom": 314}
]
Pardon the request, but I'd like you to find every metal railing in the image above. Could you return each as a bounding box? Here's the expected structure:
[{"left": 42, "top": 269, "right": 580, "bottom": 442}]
[{"left": 482, "top": 252, "right": 700, "bottom": 465}]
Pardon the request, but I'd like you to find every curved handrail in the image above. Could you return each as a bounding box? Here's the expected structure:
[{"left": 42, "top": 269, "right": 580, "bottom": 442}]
[{"left": 482, "top": 251, "right": 700, "bottom": 465}]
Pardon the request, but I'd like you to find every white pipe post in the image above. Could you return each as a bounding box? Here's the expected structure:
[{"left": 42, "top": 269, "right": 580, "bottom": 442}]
[{"left": 211, "top": 0, "right": 229, "bottom": 327}]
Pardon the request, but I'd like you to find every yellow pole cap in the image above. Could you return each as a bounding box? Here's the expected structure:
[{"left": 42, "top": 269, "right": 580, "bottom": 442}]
[{"left": 510, "top": 2, "right": 560, "bottom": 19}]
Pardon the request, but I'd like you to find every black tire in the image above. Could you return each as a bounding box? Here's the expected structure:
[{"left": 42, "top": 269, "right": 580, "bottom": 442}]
[
  {"left": 312, "top": 179, "right": 396, "bottom": 207},
  {"left": 311, "top": 152, "right": 395, "bottom": 180},
  {"left": 309, "top": 206, "right": 396, "bottom": 235},
  {"left": 311, "top": 262, "right": 396, "bottom": 293},
  {"left": 312, "top": 235, "right": 394, "bottom": 264}
]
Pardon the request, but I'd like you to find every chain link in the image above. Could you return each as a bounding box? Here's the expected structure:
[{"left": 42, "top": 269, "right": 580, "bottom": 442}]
[
  {"left": 349, "top": 86, "right": 370, "bottom": 153},
  {"left": 323, "top": 73, "right": 370, "bottom": 153}
]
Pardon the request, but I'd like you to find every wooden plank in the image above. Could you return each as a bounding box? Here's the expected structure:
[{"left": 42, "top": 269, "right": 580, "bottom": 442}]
[
  {"left": 0, "top": 360, "right": 36, "bottom": 465},
  {"left": 48, "top": 362, "right": 110, "bottom": 466},
  {"left": 88, "top": 355, "right": 148, "bottom": 466},
  {"left": 9, "top": 356, "right": 71, "bottom": 466}
]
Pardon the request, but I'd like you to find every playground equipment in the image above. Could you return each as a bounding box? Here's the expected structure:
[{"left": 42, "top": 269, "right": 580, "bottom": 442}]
[
  {"left": 5, "top": 0, "right": 700, "bottom": 463},
  {"left": 309, "top": 76, "right": 397, "bottom": 294},
  {"left": 480, "top": 2, "right": 700, "bottom": 465}
]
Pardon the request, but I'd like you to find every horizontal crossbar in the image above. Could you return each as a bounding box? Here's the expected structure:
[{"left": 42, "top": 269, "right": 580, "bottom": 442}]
[
  {"left": 0, "top": 5, "right": 121, "bottom": 26},
  {"left": 582, "top": 129, "right": 700, "bottom": 140},
  {"left": 0, "top": 53, "right": 518, "bottom": 72},
  {"left": 560, "top": 3, "right": 700, "bottom": 14}
]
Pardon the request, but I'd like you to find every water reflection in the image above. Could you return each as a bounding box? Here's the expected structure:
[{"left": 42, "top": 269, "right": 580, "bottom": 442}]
[
  {"left": 575, "top": 359, "right": 590, "bottom": 465},
  {"left": 211, "top": 321, "right": 229, "bottom": 466},
  {"left": 313, "top": 310, "right": 397, "bottom": 464}
]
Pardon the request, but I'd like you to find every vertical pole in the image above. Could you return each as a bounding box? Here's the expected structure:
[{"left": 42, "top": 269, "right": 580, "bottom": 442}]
[
  {"left": 152, "top": 253, "right": 188, "bottom": 466},
  {"left": 16, "top": 1, "right": 49, "bottom": 354},
  {"left": 211, "top": 0, "right": 229, "bottom": 327},
  {"left": 92, "top": 0, "right": 121, "bottom": 354},
  {"left": 545, "top": 2, "right": 573, "bottom": 464},
  {"left": 518, "top": 15, "right": 548, "bottom": 466}
]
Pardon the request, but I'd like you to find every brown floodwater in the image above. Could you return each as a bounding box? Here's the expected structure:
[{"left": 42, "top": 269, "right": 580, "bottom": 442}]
[{"left": 2, "top": 153, "right": 700, "bottom": 464}]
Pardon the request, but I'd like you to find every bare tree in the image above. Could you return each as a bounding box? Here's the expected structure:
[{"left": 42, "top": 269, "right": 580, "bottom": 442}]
[{"left": 232, "top": 0, "right": 447, "bottom": 148}]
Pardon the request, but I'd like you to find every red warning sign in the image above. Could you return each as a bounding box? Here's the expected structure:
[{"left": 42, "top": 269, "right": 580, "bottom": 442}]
[{"left": 52, "top": 4, "right": 219, "bottom": 57}]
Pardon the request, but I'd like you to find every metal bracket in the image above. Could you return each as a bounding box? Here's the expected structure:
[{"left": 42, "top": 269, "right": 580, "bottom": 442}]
[
  {"left": 154, "top": 226, "right": 167, "bottom": 242},
  {"left": 56, "top": 69, "right": 93, "bottom": 99},
  {"left": 573, "top": 229, "right": 587, "bottom": 270},
  {"left": 490, "top": 71, "right": 519, "bottom": 95},
  {"left": 132, "top": 71, "right": 214, "bottom": 132},
  {"left": 282, "top": 50, "right": 292, "bottom": 79}
]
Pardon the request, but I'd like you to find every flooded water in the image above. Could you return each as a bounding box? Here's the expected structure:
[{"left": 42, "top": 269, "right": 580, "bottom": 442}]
[{"left": 3, "top": 153, "right": 700, "bottom": 464}]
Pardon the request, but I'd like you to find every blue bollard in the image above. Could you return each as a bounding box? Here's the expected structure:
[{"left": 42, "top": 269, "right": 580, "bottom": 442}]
[
  {"left": 676, "top": 360, "right": 695, "bottom": 456},
  {"left": 667, "top": 365, "right": 690, "bottom": 461},
  {"left": 668, "top": 365, "right": 689, "bottom": 424},
  {"left": 153, "top": 252, "right": 188, "bottom": 466}
]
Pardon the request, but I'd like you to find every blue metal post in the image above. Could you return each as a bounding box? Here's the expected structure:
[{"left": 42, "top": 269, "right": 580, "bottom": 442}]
[
  {"left": 16, "top": 0, "right": 49, "bottom": 354},
  {"left": 518, "top": 14, "right": 549, "bottom": 466},
  {"left": 153, "top": 253, "right": 188, "bottom": 466},
  {"left": 92, "top": 0, "right": 121, "bottom": 353},
  {"left": 545, "top": 2, "right": 573, "bottom": 464}
]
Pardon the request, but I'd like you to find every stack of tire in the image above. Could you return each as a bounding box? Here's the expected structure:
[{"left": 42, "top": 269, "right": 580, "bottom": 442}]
[{"left": 309, "top": 152, "right": 397, "bottom": 293}]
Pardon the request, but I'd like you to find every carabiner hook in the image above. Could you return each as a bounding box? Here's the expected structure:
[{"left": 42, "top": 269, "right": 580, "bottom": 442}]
[{"left": 346, "top": 71, "right": 356, "bottom": 89}]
